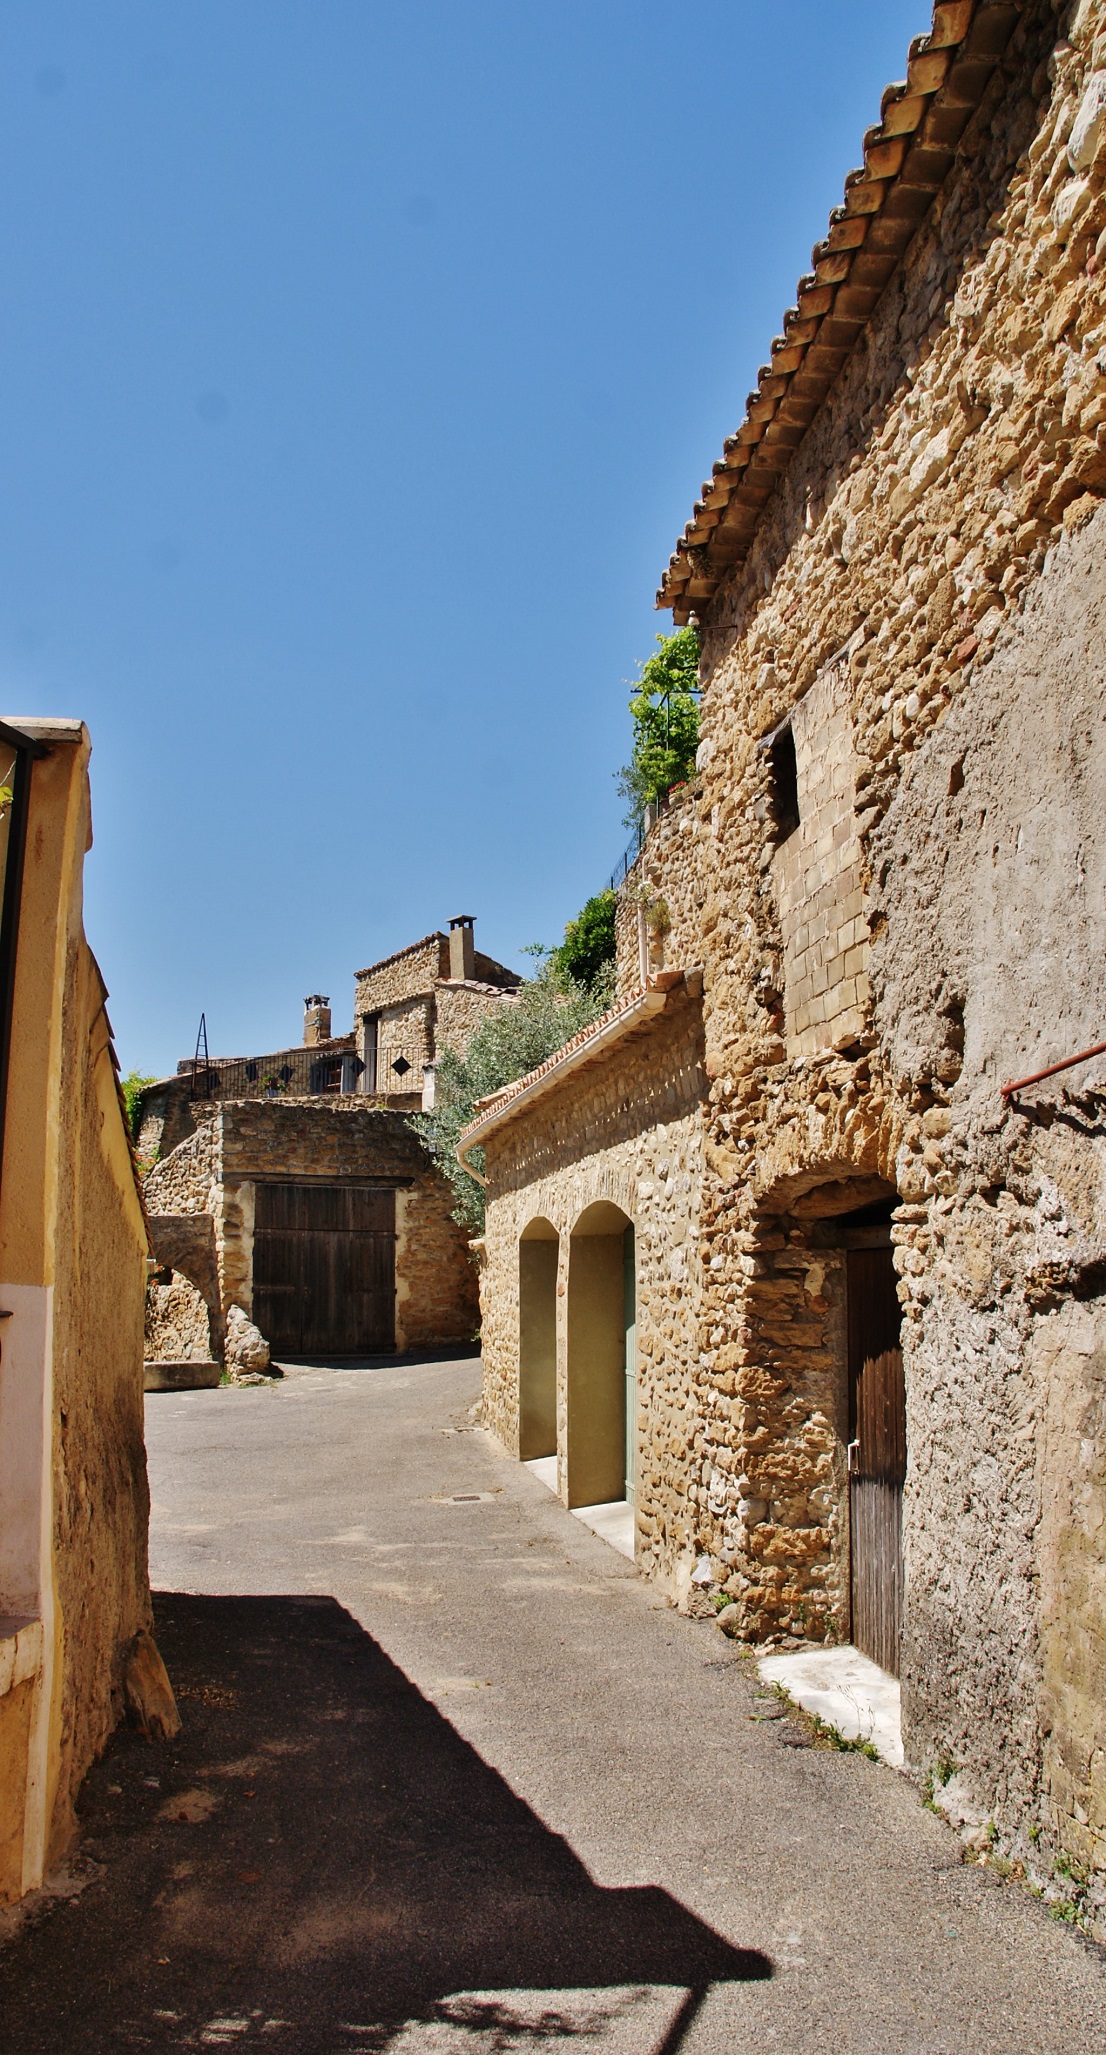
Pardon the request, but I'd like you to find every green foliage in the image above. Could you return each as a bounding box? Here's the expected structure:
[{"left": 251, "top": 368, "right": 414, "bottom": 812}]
[
  {"left": 121, "top": 1071, "right": 157, "bottom": 1139},
  {"left": 809, "top": 1712, "right": 879, "bottom": 1761},
  {"left": 617, "top": 625, "right": 701, "bottom": 827},
  {"left": 552, "top": 889, "right": 617, "bottom": 988},
  {"left": 412, "top": 964, "right": 613, "bottom": 1235}
]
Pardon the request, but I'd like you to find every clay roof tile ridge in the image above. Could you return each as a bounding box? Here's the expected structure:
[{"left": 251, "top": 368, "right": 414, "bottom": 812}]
[{"left": 658, "top": 0, "right": 1017, "bottom": 622}]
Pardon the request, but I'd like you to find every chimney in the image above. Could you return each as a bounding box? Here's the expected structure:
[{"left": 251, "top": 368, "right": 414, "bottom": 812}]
[
  {"left": 304, "top": 994, "right": 331, "bottom": 1046},
  {"left": 448, "top": 915, "right": 476, "bottom": 982}
]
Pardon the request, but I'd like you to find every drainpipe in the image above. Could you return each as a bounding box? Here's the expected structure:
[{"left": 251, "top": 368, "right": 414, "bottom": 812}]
[{"left": 456, "top": 1134, "right": 488, "bottom": 1187}]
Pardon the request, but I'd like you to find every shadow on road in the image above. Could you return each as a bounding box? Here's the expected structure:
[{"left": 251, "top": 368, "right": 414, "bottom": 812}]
[
  {"left": 277, "top": 1347, "right": 483, "bottom": 1371},
  {"left": 0, "top": 1594, "right": 770, "bottom": 2052}
]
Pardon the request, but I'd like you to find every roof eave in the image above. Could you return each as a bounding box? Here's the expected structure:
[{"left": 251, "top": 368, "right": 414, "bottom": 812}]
[
  {"left": 658, "top": 0, "right": 1023, "bottom": 624},
  {"left": 457, "top": 969, "right": 700, "bottom": 1171}
]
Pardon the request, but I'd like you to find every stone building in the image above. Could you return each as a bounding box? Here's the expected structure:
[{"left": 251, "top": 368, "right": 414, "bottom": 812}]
[
  {"left": 0, "top": 719, "right": 154, "bottom": 1902},
  {"left": 353, "top": 915, "right": 522, "bottom": 1107},
  {"left": 469, "top": 0, "right": 1106, "bottom": 1919},
  {"left": 139, "top": 917, "right": 518, "bottom": 1365},
  {"left": 136, "top": 914, "right": 519, "bottom": 1163},
  {"left": 144, "top": 1099, "right": 479, "bottom": 1362}
]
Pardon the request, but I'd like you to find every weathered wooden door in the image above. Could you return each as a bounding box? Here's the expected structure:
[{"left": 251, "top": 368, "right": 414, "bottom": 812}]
[
  {"left": 253, "top": 1183, "right": 396, "bottom": 1356},
  {"left": 847, "top": 1245, "right": 905, "bottom": 1675}
]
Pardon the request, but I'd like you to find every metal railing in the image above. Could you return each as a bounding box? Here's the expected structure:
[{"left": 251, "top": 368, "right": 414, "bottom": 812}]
[
  {"left": 606, "top": 819, "right": 644, "bottom": 893},
  {"left": 180, "top": 1046, "right": 363, "bottom": 1101}
]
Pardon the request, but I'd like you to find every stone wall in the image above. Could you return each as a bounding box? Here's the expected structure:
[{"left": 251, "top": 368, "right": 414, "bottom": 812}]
[
  {"left": 372, "top": 996, "right": 432, "bottom": 1098},
  {"left": 144, "top": 1100, "right": 477, "bottom": 1353},
  {"left": 397, "top": 1172, "right": 480, "bottom": 1349},
  {"left": 145, "top": 1273, "right": 213, "bottom": 1361},
  {"left": 480, "top": 985, "right": 706, "bottom": 1594},
  {"left": 143, "top": 1119, "right": 218, "bottom": 1215},
  {"left": 145, "top": 1214, "right": 221, "bottom": 1361},
  {"left": 135, "top": 1075, "right": 195, "bottom": 1164},
  {"left": 613, "top": 782, "right": 705, "bottom": 1002},
  {"left": 355, "top": 936, "right": 448, "bottom": 1021},
  {"left": 477, "top": 0, "right": 1106, "bottom": 1914},
  {"left": 434, "top": 979, "right": 518, "bottom": 1059},
  {"left": 683, "top": 0, "right": 1106, "bottom": 1904},
  {"left": 354, "top": 936, "right": 520, "bottom": 1089},
  {"left": 771, "top": 649, "right": 869, "bottom": 1057},
  {"left": 868, "top": 501, "right": 1106, "bottom": 1887}
]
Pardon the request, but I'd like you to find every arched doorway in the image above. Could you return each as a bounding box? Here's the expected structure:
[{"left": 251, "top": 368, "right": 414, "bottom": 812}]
[
  {"left": 518, "top": 1218, "right": 558, "bottom": 1462},
  {"left": 736, "top": 1171, "right": 905, "bottom": 1668},
  {"left": 566, "top": 1202, "right": 634, "bottom": 1509},
  {"left": 789, "top": 1178, "right": 905, "bottom": 1670}
]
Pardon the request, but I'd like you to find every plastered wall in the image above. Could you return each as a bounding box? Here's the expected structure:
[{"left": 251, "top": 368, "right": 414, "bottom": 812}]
[{"left": 0, "top": 725, "right": 150, "bottom": 1897}]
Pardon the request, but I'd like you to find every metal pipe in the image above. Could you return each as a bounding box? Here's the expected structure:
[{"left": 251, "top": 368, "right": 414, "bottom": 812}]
[
  {"left": 1002, "top": 1038, "right": 1106, "bottom": 1101},
  {"left": 455, "top": 1133, "right": 488, "bottom": 1188}
]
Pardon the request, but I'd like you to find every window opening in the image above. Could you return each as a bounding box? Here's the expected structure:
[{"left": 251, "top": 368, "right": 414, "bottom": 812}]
[
  {"left": 768, "top": 722, "right": 799, "bottom": 842},
  {"left": 362, "top": 1013, "right": 379, "bottom": 1094}
]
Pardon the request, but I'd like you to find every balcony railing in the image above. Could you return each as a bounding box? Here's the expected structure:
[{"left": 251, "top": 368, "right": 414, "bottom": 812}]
[{"left": 186, "top": 1048, "right": 364, "bottom": 1101}]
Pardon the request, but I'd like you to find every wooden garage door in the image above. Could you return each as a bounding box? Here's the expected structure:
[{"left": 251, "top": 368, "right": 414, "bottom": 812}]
[{"left": 253, "top": 1183, "right": 396, "bottom": 1356}]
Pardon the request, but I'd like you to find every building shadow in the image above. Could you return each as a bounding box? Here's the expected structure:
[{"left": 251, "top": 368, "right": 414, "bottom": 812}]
[
  {"left": 281, "top": 1344, "right": 482, "bottom": 1370},
  {"left": 0, "top": 1594, "right": 770, "bottom": 2053}
]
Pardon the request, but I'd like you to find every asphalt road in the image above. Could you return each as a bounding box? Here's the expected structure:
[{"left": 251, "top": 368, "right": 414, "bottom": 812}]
[{"left": 3, "top": 1351, "right": 1105, "bottom": 2053}]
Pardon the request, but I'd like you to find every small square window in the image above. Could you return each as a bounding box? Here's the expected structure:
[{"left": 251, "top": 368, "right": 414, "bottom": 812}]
[{"left": 767, "top": 722, "right": 799, "bottom": 842}]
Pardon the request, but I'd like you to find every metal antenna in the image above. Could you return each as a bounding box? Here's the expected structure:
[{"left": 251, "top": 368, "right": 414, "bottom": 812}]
[{"left": 191, "top": 1012, "right": 209, "bottom": 1101}]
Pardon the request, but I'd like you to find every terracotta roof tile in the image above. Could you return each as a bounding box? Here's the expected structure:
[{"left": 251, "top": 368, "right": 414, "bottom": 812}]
[{"left": 657, "top": 1, "right": 1020, "bottom": 622}]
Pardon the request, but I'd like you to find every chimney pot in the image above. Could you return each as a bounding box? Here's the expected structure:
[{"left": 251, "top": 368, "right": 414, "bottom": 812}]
[
  {"left": 448, "top": 915, "right": 476, "bottom": 982},
  {"left": 304, "top": 994, "right": 332, "bottom": 1046}
]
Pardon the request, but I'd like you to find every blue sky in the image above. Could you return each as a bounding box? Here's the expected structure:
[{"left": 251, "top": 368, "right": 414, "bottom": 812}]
[{"left": 0, "top": 1, "right": 926, "bottom": 1075}]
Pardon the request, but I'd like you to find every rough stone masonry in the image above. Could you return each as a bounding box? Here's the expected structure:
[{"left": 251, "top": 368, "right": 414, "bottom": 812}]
[{"left": 474, "top": 0, "right": 1106, "bottom": 1935}]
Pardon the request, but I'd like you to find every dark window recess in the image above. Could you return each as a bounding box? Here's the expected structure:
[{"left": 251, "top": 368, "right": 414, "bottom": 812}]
[
  {"left": 309, "top": 1058, "right": 343, "bottom": 1094},
  {"left": 362, "top": 1014, "right": 379, "bottom": 1093},
  {"left": 768, "top": 724, "right": 799, "bottom": 841}
]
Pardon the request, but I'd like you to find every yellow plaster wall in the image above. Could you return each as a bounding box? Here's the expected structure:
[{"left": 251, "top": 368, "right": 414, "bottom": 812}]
[{"left": 0, "top": 723, "right": 150, "bottom": 1894}]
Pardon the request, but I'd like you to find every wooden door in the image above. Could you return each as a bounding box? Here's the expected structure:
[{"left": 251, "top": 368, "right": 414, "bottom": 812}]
[
  {"left": 253, "top": 1183, "right": 396, "bottom": 1356},
  {"left": 847, "top": 1245, "right": 905, "bottom": 1675}
]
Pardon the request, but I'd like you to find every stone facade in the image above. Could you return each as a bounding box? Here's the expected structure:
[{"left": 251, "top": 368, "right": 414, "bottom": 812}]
[
  {"left": 613, "top": 784, "right": 705, "bottom": 1002},
  {"left": 354, "top": 928, "right": 520, "bottom": 1104},
  {"left": 479, "top": 982, "right": 705, "bottom": 1583},
  {"left": 472, "top": 0, "right": 1106, "bottom": 1928},
  {"left": 144, "top": 1100, "right": 478, "bottom": 1356},
  {"left": 137, "top": 919, "right": 519, "bottom": 1364}
]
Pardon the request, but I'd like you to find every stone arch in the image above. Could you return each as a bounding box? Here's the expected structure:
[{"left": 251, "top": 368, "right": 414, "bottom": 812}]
[
  {"left": 703, "top": 1115, "right": 907, "bottom": 1654},
  {"left": 566, "top": 1200, "right": 635, "bottom": 1510},
  {"left": 518, "top": 1216, "right": 559, "bottom": 1462},
  {"left": 145, "top": 1213, "right": 222, "bottom": 1362}
]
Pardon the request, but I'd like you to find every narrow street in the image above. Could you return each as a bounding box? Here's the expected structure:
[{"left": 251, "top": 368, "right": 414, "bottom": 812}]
[{"left": 4, "top": 1353, "right": 1105, "bottom": 2053}]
